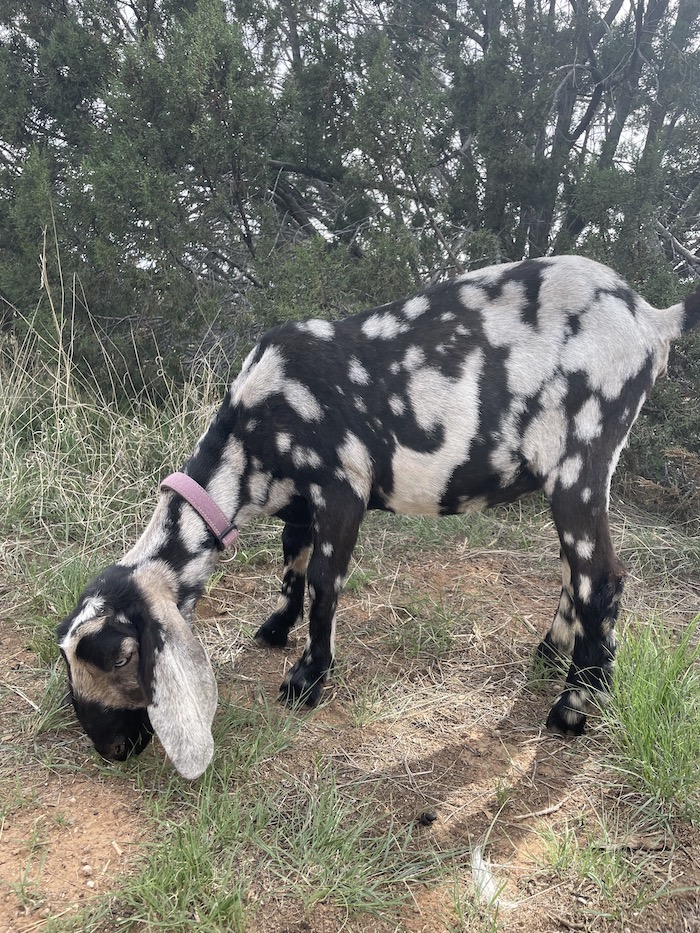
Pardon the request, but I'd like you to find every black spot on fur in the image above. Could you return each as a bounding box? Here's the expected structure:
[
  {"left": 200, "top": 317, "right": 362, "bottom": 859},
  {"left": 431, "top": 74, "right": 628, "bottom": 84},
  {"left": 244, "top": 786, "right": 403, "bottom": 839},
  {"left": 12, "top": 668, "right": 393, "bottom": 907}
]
[
  {"left": 76, "top": 623, "right": 135, "bottom": 671},
  {"left": 596, "top": 283, "right": 638, "bottom": 316},
  {"left": 483, "top": 259, "right": 545, "bottom": 327}
]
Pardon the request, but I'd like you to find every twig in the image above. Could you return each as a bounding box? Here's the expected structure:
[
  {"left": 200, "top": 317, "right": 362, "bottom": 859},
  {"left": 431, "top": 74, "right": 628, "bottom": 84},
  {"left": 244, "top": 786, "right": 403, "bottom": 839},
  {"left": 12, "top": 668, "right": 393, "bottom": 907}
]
[
  {"left": 557, "top": 918, "right": 587, "bottom": 931},
  {"left": 512, "top": 797, "right": 569, "bottom": 821},
  {"left": 655, "top": 222, "right": 700, "bottom": 273}
]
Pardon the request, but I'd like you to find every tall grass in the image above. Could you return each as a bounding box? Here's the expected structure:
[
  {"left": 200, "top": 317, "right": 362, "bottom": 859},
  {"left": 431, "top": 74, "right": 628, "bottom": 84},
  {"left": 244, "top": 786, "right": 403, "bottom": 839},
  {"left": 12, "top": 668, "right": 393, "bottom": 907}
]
[
  {"left": 1, "top": 252, "right": 234, "bottom": 670},
  {"left": 1, "top": 254, "right": 228, "bottom": 551},
  {"left": 603, "top": 617, "right": 700, "bottom": 820}
]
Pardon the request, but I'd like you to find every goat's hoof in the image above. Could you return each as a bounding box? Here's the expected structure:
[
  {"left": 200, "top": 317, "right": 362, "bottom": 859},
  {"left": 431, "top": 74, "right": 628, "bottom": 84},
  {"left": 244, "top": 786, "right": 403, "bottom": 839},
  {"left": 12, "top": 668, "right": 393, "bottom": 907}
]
[
  {"left": 546, "top": 691, "right": 587, "bottom": 736},
  {"left": 254, "top": 617, "right": 290, "bottom": 648},
  {"left": 279, "top": 660, "right": 325, "bottom": 707}
]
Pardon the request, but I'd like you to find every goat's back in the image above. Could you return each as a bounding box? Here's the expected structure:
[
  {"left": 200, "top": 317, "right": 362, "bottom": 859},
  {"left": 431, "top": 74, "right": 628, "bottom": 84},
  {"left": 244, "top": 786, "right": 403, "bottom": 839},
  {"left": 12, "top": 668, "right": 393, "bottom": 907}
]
[{"left": 226, "top": 256, "right": 692, "bottom": 516}]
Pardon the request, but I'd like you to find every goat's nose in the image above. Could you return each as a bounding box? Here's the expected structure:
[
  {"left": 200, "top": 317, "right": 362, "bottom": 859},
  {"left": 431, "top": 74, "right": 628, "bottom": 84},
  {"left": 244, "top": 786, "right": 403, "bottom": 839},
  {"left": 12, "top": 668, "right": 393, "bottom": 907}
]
[{"left": 96, "top": 739, "right": 128, "bottom": 761}]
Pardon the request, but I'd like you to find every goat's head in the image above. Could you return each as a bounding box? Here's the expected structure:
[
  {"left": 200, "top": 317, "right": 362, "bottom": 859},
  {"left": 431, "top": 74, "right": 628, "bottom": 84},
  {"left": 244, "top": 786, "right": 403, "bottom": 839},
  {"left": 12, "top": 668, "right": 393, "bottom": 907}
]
[{"left": 57, "top": 563, "right": 218, "bottom": 779}]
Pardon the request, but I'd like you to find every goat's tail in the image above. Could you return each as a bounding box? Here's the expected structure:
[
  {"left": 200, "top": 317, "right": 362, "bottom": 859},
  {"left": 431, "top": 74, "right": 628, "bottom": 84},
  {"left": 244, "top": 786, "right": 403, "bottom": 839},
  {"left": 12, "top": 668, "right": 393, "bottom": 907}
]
[
  {"left": 682, "top": 279, "right": 700, "bottom": 335},
  {"left": 656, "top": 279, "right": 700, "bottom": 342}
]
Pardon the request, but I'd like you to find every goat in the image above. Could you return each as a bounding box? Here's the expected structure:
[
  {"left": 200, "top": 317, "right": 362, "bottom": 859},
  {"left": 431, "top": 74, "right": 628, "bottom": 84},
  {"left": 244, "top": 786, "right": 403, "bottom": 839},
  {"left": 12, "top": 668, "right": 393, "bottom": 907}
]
[{"left": 57, "top": 256, "right": 700, "bottom": 779}]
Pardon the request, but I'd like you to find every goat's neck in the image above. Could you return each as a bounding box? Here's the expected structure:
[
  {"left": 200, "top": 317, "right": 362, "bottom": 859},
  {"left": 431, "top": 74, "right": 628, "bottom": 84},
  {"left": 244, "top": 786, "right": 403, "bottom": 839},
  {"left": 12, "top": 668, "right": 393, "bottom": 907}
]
[
  {"left": 120, "top": 493, "right": 223, "bottom": 621},
  {"left": 121, "top": 409, "right": 247, "bottom": 617}
]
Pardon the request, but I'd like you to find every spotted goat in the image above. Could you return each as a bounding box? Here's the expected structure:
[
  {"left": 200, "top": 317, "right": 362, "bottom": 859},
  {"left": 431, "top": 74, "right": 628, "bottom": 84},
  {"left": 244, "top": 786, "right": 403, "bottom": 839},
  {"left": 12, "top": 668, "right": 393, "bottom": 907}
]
[{"left": 58, "top": 256, "right": 700, "bottom": 779}]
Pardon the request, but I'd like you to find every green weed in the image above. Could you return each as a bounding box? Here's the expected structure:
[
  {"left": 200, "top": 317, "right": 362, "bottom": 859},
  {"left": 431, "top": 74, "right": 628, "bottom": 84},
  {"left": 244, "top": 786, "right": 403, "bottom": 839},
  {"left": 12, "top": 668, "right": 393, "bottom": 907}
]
[
  {"left": 603, "top": 616, "right": 700, "bottom": 820},
  {"left": 344, "top": 563, "right": 378, "bottom": 593},
  {"left": 115, "top": 766, "right": 252, "bottom": 932},
  {"left": 535, "top": 807, "right": 675, "bottom": 922},
  {"left": 7, "top": 852, "right": 48, "bottom": 914},
  {"left": 345, "top": 674, "right": 393, "bottom": 727}
]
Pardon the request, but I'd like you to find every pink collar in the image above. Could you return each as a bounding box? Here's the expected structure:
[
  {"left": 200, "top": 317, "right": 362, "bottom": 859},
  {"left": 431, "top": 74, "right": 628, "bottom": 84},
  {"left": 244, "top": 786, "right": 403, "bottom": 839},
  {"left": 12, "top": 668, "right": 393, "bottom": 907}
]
[{"left": 161, "top": 472, "right": 239, "bottom": 550}]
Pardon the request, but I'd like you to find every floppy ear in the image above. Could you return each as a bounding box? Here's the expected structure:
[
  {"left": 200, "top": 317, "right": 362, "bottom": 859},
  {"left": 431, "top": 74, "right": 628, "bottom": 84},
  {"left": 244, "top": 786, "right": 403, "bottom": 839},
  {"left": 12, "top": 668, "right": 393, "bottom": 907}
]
[{"left": 140, "top": 599, "right": 218, "bottom": 780}]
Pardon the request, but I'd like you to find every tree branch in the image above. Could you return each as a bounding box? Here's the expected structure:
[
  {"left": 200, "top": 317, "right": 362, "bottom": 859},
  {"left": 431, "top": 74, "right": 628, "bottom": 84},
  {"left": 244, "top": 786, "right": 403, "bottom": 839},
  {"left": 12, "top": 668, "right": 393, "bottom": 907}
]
[
  {"left": 267, "top": 159, "right": 342, "bottom": 184},
  {"left": 655, "top": 222, "right": 700, "bottom": 274}
]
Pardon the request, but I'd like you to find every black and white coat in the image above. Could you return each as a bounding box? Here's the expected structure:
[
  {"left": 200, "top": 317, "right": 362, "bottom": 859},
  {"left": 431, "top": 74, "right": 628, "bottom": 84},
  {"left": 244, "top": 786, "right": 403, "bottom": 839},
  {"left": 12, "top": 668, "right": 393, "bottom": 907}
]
[{"left": 58, "top": 256, "right": 700, "bottom": 779}]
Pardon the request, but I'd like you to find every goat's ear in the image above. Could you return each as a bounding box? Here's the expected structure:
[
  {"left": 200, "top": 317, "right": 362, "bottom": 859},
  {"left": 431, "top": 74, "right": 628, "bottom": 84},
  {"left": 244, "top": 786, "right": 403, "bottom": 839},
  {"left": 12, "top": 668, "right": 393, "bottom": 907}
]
[{"left": 139, "top": 599, "right": 218, "bottom": 780}]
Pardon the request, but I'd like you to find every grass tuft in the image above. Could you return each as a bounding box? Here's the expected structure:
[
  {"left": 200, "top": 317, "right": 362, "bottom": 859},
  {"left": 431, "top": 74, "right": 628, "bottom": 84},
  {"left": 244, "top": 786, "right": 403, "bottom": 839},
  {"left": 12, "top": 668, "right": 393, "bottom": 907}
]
[
  {"left": 603, "top": 616, "right": 700, "bottom": 820},
  {"left": 253, "top": 766, "right": 457, "bottom": 915}
]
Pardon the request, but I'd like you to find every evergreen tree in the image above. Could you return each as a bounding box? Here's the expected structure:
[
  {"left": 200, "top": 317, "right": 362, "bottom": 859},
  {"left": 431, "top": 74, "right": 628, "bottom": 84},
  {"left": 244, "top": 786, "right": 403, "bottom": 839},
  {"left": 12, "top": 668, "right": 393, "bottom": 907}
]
[{"left": 1, "top": 0, "right": 698, "bottom": 362}]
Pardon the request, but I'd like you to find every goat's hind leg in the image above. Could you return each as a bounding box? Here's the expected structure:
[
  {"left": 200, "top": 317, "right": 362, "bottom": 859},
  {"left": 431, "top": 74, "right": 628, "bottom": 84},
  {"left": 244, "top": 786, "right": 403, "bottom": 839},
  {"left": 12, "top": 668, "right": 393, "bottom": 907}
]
[
  {"left": 255, "top": 522, "right": 313, "bottom": 648},
  {"left": 545, "top": 499, "right": 624, "bottom": 736}
]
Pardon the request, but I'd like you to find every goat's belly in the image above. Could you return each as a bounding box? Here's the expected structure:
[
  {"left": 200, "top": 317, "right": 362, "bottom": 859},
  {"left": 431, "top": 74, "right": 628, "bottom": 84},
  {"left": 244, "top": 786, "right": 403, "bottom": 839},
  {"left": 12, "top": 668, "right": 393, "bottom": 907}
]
[
  {"left": 383, "top": 490, "right": 491, "bottom": 517},
  {"left": 376, "top": 454, "right": 539, "bottom": 517},
  {"left": 380, "top": 442, "right": 460, "bottom": 515}
]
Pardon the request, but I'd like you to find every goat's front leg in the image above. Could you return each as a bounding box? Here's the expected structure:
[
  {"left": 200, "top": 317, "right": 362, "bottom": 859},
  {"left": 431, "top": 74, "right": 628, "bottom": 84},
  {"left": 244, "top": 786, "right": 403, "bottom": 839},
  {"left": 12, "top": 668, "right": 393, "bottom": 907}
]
[
  {"left": 280, "top": 489, "right": 364, "bottom": 706},
  {"left": 255, "top": 522, "right": 313, "bottom": 648}
]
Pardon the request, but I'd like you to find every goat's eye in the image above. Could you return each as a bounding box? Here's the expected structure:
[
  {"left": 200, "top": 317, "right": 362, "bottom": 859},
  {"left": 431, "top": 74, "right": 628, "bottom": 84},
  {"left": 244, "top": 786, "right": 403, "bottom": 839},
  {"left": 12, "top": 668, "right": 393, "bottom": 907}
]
[{"left": 114, "top": 655, "right": 131, "bottom": 669}]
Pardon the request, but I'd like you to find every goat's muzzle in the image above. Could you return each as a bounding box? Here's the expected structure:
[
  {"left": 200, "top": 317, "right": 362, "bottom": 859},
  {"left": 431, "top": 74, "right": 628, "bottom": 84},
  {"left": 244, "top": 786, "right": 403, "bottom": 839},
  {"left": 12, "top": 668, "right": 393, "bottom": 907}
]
[{"left": 72, "top": 699, "right": 154, "bottom": 762}]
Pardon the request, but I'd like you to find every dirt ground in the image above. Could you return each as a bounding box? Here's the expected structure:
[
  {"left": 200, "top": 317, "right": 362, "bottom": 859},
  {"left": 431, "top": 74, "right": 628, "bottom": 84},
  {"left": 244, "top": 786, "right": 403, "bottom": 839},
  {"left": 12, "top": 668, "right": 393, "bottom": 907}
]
[{"left": 2, "top": 520, "right": 700, "bottom": 932}]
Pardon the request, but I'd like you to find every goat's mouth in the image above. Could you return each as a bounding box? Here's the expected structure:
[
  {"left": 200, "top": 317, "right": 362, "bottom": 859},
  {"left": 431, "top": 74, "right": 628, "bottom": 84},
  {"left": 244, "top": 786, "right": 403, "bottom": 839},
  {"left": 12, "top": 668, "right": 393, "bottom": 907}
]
[
  {"left": 94, "top": 721, "right": 153, "bottom": 761},
  {"left": 73, "top": 699, "right": 154, "bottom": 762}
]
